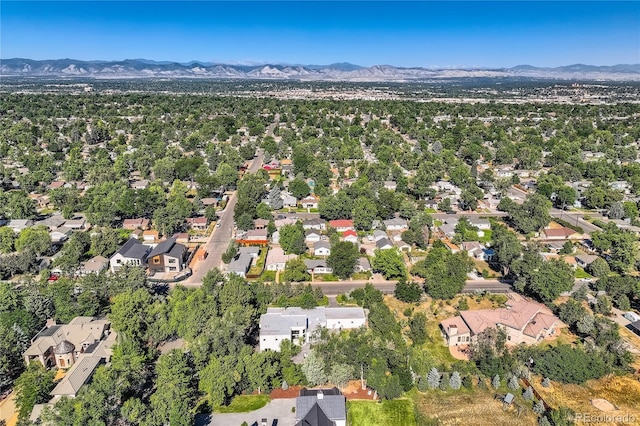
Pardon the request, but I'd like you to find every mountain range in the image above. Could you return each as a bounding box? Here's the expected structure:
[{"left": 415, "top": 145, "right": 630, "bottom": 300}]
[{"left": 2, "top": 58, "right": 640, "bottom": 81}]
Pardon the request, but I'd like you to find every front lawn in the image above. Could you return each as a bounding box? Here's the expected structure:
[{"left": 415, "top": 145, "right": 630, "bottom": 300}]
[
  {"left": 214, "top": 395, "right": 271, "bottom": 413},
  {"left": 574, "top": 267, "right": 592, "bottom": 279},
  {"left": 347, "top": 399, "right": 416, "bottom": 426}
]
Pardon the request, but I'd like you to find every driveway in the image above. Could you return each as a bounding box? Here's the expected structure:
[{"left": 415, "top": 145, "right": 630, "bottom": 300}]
[{"left": 197, "top": 398, "right": 297, "bottom": 426}]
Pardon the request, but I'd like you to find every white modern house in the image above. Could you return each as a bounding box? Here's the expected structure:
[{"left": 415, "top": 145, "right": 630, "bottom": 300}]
[{"left": 259, "top": 307, "right": 367, "bottom": 351}]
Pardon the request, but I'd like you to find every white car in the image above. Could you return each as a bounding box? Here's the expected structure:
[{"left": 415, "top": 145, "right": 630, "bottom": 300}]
[{"left": 215, "top": 223, "right": 221, "bottom": 228}]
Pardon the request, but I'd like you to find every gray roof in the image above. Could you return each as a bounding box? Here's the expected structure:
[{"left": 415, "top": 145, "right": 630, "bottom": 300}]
[
  {"left": 50, "top": 356, "right": 104, "bottom": 396},
  {"left": 148, "top": 237, "right": 177, "bottom": 258},
  {"left": 260, "top": 312, "right": 308, "bottom": 336},
  {"left": 228, "top": 253, "right": 253, "bottom": 274},
  {"left": 383, "top": 217, "right": 408, "bottom": 227},
  {"left": 376, "top": 237, "right": 393, "bottom": 248},
  {"left": 115, "top": 238, "right": 149, "bottom": 260},
  {"left": 239, "top": 246, "right": 260, "bottom": 256},
  {"left": 314, "top": 241, "right": 331, "bottom": 250},
  {"left": 54, "top": 340, "right": 75, "bottom": 354},
  {"left": 304, "top": 259, "right": 328, "bottom": 269},
  {"left": 296, "top": 391, "right": 346, "bottom": 423}
]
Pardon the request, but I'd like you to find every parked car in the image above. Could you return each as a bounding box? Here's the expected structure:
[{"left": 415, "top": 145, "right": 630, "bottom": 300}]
[{"left": 623, "top": 311, "right": 640, "bottom": 322}]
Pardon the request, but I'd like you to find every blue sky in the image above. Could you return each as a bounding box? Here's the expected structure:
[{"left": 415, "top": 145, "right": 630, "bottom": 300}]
[{"left": 2, "top": 1, "right": 639, "bottom": 67}]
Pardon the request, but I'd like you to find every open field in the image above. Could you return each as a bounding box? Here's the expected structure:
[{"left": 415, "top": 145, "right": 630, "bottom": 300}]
[
  {"left": 214, "top": 395, "right": 271, "bottom": 413},
  {"left": 347, "top": 399, "right": 417, "bottom": 426},
  {"left": 412, "top": 388, "right": 538, "bottom": 426},
  {"left": 535, "top": 375, "right": 640, "bottom": 424}
]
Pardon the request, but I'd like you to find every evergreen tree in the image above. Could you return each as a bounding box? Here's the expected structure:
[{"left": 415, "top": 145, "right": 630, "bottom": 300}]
[
  {"left": 541, "top": 377, "right": 551, "bottom": 388},
  {"left": 492, "top": 374, "right": 501, "bottom": 389},
  {"left": 508, "top": 375, "right": 520, "bottom": 390},
  {"left": 523, "top": 386, "right": 534, "bottom": 401},
  {"left": 427, "top": 367, "right": 440, "bottom": 389},
  {"left": 449, "top": 371, "right": 461, "bottom": 390},
  {"left": 533, "top": 400, "right": 546, "bottom": 416}
]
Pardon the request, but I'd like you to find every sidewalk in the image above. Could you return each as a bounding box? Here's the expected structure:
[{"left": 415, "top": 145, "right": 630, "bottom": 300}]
[{"left": 0, "top": 391, "right": 18, "bottom": 426}]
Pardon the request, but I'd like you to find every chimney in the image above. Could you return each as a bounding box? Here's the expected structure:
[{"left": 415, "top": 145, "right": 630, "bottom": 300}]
[
  {"left": 449, "top": 325, "right": 457, "bottom": 335},
  {"left": 46, "top": 318, "right": 57, "bottom": 328},
  {"left": 317, "top": 391, "right": 324, "bottom": 400}
]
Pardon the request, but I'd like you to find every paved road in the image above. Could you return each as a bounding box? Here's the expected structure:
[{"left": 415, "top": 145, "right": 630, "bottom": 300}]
[
  {"left": 187, "top": 149, "right": 264, "bottom": 284},
  {"left": 431, "top": 212, "right": 508, "bottom": 220},
  {"left": 198, "top": 399, "right": 297, "bottom": 426},
  {"left": 549, "top": 208, "right": 603, "bottom": 234}
]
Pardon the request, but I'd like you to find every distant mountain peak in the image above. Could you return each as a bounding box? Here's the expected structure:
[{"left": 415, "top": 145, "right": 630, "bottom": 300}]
[{"left": 1, "top": 58, "right": 639, "bottom": 81}]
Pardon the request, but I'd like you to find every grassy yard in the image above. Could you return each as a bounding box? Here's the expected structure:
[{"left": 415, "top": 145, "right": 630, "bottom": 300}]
[
  {"left": 214, "top": 395, "right": 271, "bottom": 413},
  {"left": 248, "top": 248, "right": 268, "bottom": 276},
  {"left": 347, "top": 399, "right": 416, "bottom": 426},
  {"left": 574, "top": 267, "right": 593, "bottom": 279}
]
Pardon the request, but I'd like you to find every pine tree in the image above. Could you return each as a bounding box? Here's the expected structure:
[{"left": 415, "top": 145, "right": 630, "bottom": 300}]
[
  {"left": 533, "top": 400, "right": 546, "bottom": 415},
  {"left": 427, "top": 367, "right": 440, "bottom": 390},
  {"left": 538, "top": 416, "right": 552, "bottom": 426},
  {"left": 508, "top": 375, "right": 520, "bottom": 390},
  {"left": 523, "top": 386, "right": 534, "bottom": 401},
  {"left": 449, "top": 371, "right": 461, "bottom": 390},
  {"left": 541, "top": 377, "right": 551, "bottom": 388},
  {"left": 439, "top": 372, "right": 449, "bottom": 390},
  {"left": 492, "top": 374, "right": 501, "bottom": 389},
  {"left": 417, "top": 376, "right": 428, "bottom": 392},
  {"left": 462, "top": 375, "right": 473, "bottom": 390}
]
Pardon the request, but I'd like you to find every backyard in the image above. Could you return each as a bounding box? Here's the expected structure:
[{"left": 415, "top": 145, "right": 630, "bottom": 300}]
[{"left": 347, "top": 399, "right": 417, "bottom": 426}]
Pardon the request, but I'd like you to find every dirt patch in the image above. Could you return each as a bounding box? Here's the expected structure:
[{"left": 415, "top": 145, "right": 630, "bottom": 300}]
[
  {"left": 342, "top": 380, "right": 377, "bottom": 400},
  {"left": 591, "top": 398, "right": 618, "bottom": 412},
  {"left": 270, "top": 385, "right": 302, "bottom": 399}
]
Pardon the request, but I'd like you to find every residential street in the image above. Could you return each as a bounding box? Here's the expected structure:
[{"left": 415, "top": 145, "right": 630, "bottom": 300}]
[{"left": 186, "top": 148, "right": 264, "bottom": 284}]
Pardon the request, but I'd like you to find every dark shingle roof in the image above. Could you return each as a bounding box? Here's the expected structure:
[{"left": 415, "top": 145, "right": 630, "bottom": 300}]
[
  {"left": 116, "top": 239, "right": 149, "bottom": 260},
  {"left": 147, "top": 237, "right": 177, "bottom": 258}
]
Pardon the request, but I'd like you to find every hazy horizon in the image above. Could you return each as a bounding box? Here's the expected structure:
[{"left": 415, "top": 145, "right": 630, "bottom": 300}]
[{"left": 2, "top": 1, "right": 639, "bottom": 68}]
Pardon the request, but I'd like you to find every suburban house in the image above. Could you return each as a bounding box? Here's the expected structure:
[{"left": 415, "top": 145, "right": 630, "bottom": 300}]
[
  {"left": 304, "top": 259, "right": 333, "bottom": 274},
  {"left": 329, "top": 219, "right": 354, "bottom": 232},
  {"left": 78, "top": 256, "right": 108, "bottom": 276},
  {"left": 142, "top": 230, "right": 159, "bottom": 242},
  {"left": 542, "top": 226, "right": 581, "bottom": 240},
  {"left": 245, "top": 228, "right": 269, "bottom": 242},
  {"left": 23, "top": 317, "right": 112, "bottom": 369},
  {"left": 64, "top": 217, "right": 88, "bottom": 230},
  {"left": 122, "top": 218, "right": 150, "bottom": 231},
  {"left": 460, "top": 242, "right": 494, "bottom": 261},
  {"left": 383, "top": 217, "right": 409, "bottom": 231},
  {"left": 468, "top": 217, "right": 491, "bottom": 230},
  {"left": 305, "top": 230, "right": 322, "bottom": 243},
  {"left": 147, "top": 237, "right": 187, "bottom": 274},
  {"left": 109, "top": 238, "right": 150, "bottom": 272},
  {"left": 7, "top": 219, "right": 33, "bottom": 233},
  {"left": 35, "top": 214, "right": 66, "bottom": 231},
  {"left": 424, "top": 199, "right": 439, "bottom": 210},
  {"left": 185, "top": 216, "right": 208, "bottom": 231},
  {"left": 372, "top": 230, "right": 388, "bottom": 242},
  {"left": 227, "top": 253, "right": 253, "bottom": 277},
  {"left": 375, "top": 238, "right": 394, "bottom": 250},
  {"left": 575, "top": 254, "right": 600, "bottom": 269},
  {"left": 437, "top": 223, "right": 457, "bottom": 239},
  {"left": 49, "top": 227, "right": 72, "bottom": 243},
  {"left": 259, "top": 306, "right": 366, "bottom": 351},
  {"left": 302, "top": 218, "right": 326, "bottom": 231},
  {"left": 282, "top": 193, "right": 298, "bottom": 208},
  {"left": 440, "top": 294, "right": 563, "bottom": 346},
  {"left": 314, "top": 241, "right": 331, "bottom": 256},
  {"left": 265, "top": 247, "right": 296, "bottom": 271},
  {"left": 342, "top": 229, "right": 358, "bottom": 243},
  {"left": 355, "top": 257, "right": 371, "bottom": 272},
  {"left": 300, "top": 195, "right": 320, "bottom": 209},
  {"left": 295, "top": 388, "right": 347, "bottom": 426},
  {"left": 254, "top": 218, "right": 269, "bottom": 230},
  {"left": 395, "top": 239, "right": 411, "bottom": 252}
]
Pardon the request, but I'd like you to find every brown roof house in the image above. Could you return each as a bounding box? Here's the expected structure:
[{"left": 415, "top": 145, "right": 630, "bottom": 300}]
[
  {"left": 23, "top": 317, "right": 111, "bottom": 369},
  {"left": 542, "top": 226, "right": 581, "bottom": 240},
  {"left": 440, "top": 294, "right": 563, "bottom": 347},
  {"left": 123, "top": 218, "right": 150, "bottom": 231}
]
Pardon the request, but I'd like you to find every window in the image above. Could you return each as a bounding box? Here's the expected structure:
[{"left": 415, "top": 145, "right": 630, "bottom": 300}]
[
  {"left": 169, "top": 267, "right": 177, "bottom": 272},
  {"left": 168, "top": 258, "right": 176, "bottom": 263},
  {"left": 153, "top": 257, "right": 160, "bottom": 264},
  {"left": 116, "top": 259, "right": 122, "bottom": 264}
]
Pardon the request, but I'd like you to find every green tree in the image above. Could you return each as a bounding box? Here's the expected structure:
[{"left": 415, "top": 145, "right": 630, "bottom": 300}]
[
  {"left": 14, "top": 362, "right": 55, "bottom": 419},
  {"left": 282, "top": 259, "right": 311, "bottom": 282},
  {"left": 412, "top": 246, "right": 473, "bottom": 299},
  {"left": 371, "top": 249, "right": 406, "bottom": 279},
  {"left": 491, "top": 224, "right": 521, "bottom": 276},
  {"left": 301, "top": 349, "right": 327, "bottom": 386},
  {"left": 409, "top": 312, "right": 428, "bottom": 345},
  {"left": 15, "top": 226, "right": 51, "bottom": 255},
  {"left": 587, "top": 257, "right": 610, "bottom": 277},
  {"left": 288, "top": 177, "right": 311, "bottom": 200},
  {"left": 394, "top": 276, "right": 423, "bottom": 303},
  {"left": 279, "top": 223, "right": 306, "bottom": 255},
  {"left": 149, "top": 350, "right": 196, "bottom": 426},
  {"left": 352, "top": 197, "right": 378, "bottom": 231},
  {"left": 0, "top": 227, "right": 16, "bottom": 253},
  {"left": 326, "top": 241, "right": 359, "bottom": 279}
]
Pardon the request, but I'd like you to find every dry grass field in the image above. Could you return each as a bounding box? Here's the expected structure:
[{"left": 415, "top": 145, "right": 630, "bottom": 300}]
[{"left": 413, "top": 388, "right": 539, "bottom": 426}]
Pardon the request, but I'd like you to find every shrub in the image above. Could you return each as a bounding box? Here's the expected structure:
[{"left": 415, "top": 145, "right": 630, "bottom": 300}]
[
  {"left": 508, "top": 376, "right": 520, "bottom": 390},
  {"left": 492, "top": 374, "right": 501, "bottom": 389}
]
